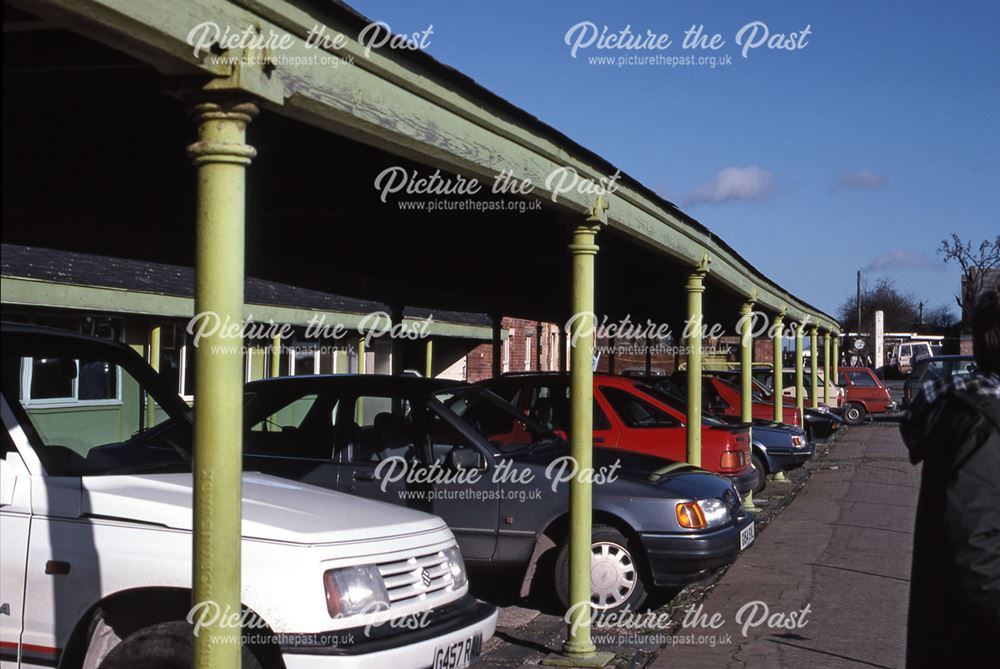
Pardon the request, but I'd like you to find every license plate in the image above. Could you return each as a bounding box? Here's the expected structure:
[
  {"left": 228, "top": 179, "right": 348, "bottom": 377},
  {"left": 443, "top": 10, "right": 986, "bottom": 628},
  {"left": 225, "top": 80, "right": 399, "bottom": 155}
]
[
  {"left": 433, "top": 632, "right": 483, "bottom": 669},
  {"left": 740, "top": 522, "right": 756, "bottom": 550}
]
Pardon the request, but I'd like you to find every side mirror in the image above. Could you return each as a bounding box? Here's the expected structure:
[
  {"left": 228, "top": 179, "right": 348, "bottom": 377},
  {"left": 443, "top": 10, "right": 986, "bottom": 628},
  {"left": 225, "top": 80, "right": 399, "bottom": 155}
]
[{"left": 447, "top": 448, "right": 485, "bottom": 470}]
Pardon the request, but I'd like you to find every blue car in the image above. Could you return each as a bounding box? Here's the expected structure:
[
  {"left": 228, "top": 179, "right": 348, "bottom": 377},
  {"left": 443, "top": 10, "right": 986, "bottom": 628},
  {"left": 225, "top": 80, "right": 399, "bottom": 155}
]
[{"left": 746, "top": 420, "right": 814, "bottom": 493}]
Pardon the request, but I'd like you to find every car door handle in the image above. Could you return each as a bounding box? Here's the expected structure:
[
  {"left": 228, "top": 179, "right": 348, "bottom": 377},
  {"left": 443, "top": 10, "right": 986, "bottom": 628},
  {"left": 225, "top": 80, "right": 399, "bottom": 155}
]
[
  {"left": 353, "top": 471, "right": 375, "bottom": 482},
  {"left": 593, "top": 437, "right": 605, "bottom": 444}
]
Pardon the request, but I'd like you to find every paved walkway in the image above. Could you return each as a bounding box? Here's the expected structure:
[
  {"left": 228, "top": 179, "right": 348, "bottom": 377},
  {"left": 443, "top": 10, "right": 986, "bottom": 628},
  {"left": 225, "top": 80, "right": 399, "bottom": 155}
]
[{"left": 651, "top": 421, "right": 917, "bottom": 669}]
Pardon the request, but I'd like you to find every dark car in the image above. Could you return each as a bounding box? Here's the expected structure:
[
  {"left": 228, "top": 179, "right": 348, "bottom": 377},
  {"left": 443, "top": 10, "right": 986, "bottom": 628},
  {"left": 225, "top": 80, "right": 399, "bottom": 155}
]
[
  {"left": 638, "top": 376, "right": 814, "bottom": 493},
  {"left": 243, "top": 375, "right": 756, "bottom": 613},
  {"left": 902, "top": 355, "right": 978, "bottom": 408}
]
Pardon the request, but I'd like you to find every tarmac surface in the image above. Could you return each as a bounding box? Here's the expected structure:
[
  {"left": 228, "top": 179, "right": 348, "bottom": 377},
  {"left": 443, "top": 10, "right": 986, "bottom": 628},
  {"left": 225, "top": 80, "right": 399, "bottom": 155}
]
[
  {"left": 650, "top": 420, "right": 915, "bottom": 669},
  {"left": 474, "top": 417, "right": 917, "bottom": 669}
]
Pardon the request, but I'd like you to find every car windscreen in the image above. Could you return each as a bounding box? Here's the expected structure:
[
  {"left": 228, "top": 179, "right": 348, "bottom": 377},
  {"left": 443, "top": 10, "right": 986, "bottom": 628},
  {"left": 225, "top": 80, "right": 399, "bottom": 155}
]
[
  {"left": 635, "top": 383, "right": 727, "bottom": 426},
  {"left": 432, "top": 386, "right": 558, "bottom": 450},
  {"left": 1, "top": 336, "right": 191, "bottom": 476}
]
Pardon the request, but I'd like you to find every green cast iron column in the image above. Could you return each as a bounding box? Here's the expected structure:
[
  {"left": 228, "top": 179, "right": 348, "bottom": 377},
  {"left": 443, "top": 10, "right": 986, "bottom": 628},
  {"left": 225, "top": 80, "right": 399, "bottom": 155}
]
[
  {"left": 355, "top": 336, "right": 366, "bottom": 424},
  {"left": 772, "top": 311, "right": 785, "bottom": 423},
  {"left": 739, "top": 294, "right": 760, "bottom": 508},
  {"left": 823, "top": 331, "right": 831, "bottom": 406},
  {"left": 685, "top": 256, "right": 710, "bottom": 466},
  {"left": 425, "top": 338, "right": 434, "bottom": 378},
  {"left": 146, "top": 324, "right": 161, "bottom": 427},
  {"left": 795, "top": 323, "right": 805, "bottom": 423},
  {"left": 833, "top": 333, "right": 840, "bottom": 398},
  {"left": 492, "top": 315, "right": 502, "bottom": 378},
  {"left": 271, "top": 334, "right": 281, "bottom": 378},
  {"left": 810, "top": 325, "right": 820, "bottom": 409},
  {"left": 563, "top": 205, "right": 602, "bottom": 659},
  {"left": 187, "top": 99, "right": 257, "bottom": 669}
]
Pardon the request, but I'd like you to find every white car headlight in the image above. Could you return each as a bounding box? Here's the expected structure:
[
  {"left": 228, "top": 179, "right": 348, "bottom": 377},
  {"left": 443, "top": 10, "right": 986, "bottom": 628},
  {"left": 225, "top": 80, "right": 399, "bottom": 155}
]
[
  {"left": 696, "top": 497, "right": 730, "bottom": 528},
  {"left": 443, "top": 545, "right": 468, "bottom": 589},
  {"left": 324, "top": 565, "right": 390, "bottom": 618}
]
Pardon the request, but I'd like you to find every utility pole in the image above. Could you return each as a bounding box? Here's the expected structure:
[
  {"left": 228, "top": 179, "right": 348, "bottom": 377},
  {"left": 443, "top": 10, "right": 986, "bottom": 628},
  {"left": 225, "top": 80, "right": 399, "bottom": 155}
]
[{"left": 856, "top": 270, "right": 861, "bottom": 335}]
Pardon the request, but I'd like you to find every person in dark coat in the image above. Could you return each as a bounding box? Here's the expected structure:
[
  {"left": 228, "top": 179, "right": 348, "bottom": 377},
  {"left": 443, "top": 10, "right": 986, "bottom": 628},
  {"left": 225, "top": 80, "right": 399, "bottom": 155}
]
[{"left": 902, "top": 281, "right": 1000, "bottom": 667}]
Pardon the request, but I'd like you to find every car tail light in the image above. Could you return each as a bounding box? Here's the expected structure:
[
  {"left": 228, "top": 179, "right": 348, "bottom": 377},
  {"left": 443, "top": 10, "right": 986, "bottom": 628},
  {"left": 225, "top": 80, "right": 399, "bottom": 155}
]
[
  {"left": 792, "top": 435, "right": 804, "bottom": 449},
  {"left": 719, "top": 450, "right": 745, "bottom": 470},
  {"left": 676, "top": 502, "right": 707, "bottom": 529}
]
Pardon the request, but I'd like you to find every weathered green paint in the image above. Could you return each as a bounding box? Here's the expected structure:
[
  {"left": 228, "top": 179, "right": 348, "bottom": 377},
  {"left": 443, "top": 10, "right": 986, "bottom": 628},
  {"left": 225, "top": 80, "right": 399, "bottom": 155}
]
[
  {"left": 563, "top": 206, "right": 602, "bottom": 659},
  {"left": 425, "top": 338, "right": 434, "bottom": 378},
  {"left": 0, "top": 277, "right": 494, "bottom": 341},
  {"left": 823, "top": 331, "right": 831, "bottom": 406},
  {"left": 773, "top": 311, "right": 785, "bottom": 423},
  {"left": 22, "top": 0, "right": 838, "bottom": 332},
  {"left": 187, "top": 99, "right": 257, "bottom": 669},
  {"left": 810, "top": 326, "right": 820, "bottom": 409},
  {"left": 686, "top": 258, "right": 710, "bottom": 467},
  {"left": 146, "top": 324, "right": 160, "bottom": 427}
]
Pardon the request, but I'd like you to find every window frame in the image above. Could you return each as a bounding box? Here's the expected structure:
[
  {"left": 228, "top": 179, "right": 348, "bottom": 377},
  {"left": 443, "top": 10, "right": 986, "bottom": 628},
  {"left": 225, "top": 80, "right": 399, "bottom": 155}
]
[{"left": 19, "top": 356, "right": 123, "bottom": 408}]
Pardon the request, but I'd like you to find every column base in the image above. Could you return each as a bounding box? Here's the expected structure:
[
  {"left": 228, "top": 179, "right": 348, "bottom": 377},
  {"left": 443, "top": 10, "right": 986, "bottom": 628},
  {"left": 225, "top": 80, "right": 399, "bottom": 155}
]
[
  {"left": 772, "top": 471, "right": 790, "bottom": 482},
  {"left": 543, "top": 651, "right": 616, "bottom": 668},
  {"left": 742, "top": 491, "right": 759, "bottom": 511}
]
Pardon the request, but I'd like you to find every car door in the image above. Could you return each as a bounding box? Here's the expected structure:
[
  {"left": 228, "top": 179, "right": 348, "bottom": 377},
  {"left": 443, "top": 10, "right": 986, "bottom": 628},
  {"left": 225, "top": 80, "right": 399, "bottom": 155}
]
[
  {"left": 243, "top": 390, "right": 342, "bottom": 490},
  {"left": 0, "top": 422, "right": 31, "bottom": 669},
  {"left": 420, "top": 401, "right": 500, "bottom": 561},
  {"left": 336, "top": 391, "right": 418, "bottom": 506},
  {"left": 847, "top": 370, "right": 883, "bottom": 410},
  {"left": 523, "top": 381, "right": 619, "bottom": 448},
  {"left": 595, "top": 385, "right": 684, "bottom": 460}
]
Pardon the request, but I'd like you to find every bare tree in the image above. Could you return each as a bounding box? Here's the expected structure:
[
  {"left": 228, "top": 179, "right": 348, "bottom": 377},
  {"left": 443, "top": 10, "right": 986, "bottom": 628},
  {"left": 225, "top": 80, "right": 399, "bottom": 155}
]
[
  {"left": 838, "top": 277, "right": 919, "bottom": 333},
  {"left": 938, "top": 234, "right": 1000, "bottom": 324}
]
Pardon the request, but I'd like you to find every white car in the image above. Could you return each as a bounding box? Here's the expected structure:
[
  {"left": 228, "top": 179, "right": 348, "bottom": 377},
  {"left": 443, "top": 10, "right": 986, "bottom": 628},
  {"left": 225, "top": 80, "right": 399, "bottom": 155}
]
[{"left": 0, "top": 324, "right": 496, "bottom": 669}]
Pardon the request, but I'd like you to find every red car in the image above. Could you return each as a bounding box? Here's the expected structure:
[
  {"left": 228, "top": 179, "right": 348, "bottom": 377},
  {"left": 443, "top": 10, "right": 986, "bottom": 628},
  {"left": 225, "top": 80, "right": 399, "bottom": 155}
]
[
  {"left": 673, "top": 373, "right": 802, "bottom": 427},
  {"left": 837, "top": 367, "right": 896, "bottom": 424},
  {"left": 480, "top": 373, "right": 757, "bottom": 495}
]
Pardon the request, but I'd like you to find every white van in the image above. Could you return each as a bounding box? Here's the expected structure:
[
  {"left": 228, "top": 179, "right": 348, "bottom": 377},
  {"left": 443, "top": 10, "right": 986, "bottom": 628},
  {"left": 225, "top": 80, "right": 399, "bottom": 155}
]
[
  {"left": 890, "top": 341, "right": 933, "bottom": 374},
  {"left": 0, "top": 324, "right": 496, "bottom": 669}
]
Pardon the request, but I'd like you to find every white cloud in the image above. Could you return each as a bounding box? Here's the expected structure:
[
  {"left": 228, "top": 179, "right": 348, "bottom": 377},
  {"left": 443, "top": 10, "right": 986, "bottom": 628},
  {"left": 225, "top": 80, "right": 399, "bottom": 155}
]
[
  {"left": 863, "top": 250, "right": 945, "bottom": 272},
  {"left": 833, "top": 170, "right": 888, "bottom": 192},
  {"left": 685, "top": 165, "right": 776, "bottom": 205}
]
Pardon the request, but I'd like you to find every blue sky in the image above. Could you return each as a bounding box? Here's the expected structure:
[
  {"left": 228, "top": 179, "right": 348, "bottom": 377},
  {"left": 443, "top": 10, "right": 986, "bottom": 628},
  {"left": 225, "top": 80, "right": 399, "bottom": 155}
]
[{"left": 349, "top": 0, "right": 999, "bottom": 318}]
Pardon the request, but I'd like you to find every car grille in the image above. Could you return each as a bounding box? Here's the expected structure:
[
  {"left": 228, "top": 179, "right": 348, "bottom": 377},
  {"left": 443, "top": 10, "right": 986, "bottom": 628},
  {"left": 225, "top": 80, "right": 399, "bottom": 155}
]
[{"left": 377, "top": 549, "right": 456, "bottom": 607}]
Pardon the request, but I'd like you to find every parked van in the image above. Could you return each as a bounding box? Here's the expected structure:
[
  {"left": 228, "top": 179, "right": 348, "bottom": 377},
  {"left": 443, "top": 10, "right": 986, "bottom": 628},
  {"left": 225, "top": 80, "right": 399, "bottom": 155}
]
[
  {"left": 889, "top": 341, "right": 933, "bottom": 374},
  {"left": 0, "top": 324, "right": 496, "bottom": 669}
]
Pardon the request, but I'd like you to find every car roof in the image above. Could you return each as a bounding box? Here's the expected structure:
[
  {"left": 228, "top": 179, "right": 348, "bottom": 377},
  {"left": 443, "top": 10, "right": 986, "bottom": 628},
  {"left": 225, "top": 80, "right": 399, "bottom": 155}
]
[
  {"left": 924, "top": 355, "right": 975, "bottom": 361},
  {"left": 484, "top": 373, "right": 642, "bottom": 388},
  {"left": 245, "top": 374, "right": 467, "bottom": 396}
]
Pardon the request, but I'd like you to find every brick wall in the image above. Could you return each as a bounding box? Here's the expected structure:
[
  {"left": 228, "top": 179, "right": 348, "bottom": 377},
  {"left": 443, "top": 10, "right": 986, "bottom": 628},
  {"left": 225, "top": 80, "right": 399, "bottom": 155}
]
[{"left": 465, "top": 318, "right": 563, "bottom": 382}]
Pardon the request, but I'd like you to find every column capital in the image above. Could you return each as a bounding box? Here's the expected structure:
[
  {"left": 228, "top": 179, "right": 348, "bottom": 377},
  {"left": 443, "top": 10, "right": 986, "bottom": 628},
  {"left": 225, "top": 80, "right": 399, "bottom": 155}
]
[
  {"left": 187, "top": 100, "right": 259, "bottom": 166},
  {"left": 567, "top": 221, "right": 601, "bottom": 256}
]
